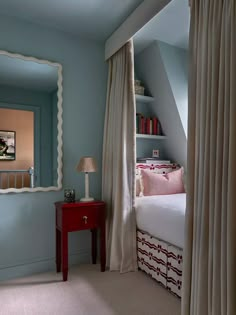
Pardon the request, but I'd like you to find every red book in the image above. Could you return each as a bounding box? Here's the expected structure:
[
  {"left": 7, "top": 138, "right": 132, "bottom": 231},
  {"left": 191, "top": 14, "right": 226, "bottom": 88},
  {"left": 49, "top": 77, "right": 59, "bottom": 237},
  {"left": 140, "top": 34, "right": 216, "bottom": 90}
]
[
  {"left": 138, "top": 114, "right": 143, "bottom": 133},
  {"left": 153, "top": 117, "right": 158, "bottom": 135},
  {"left": 144, "top": 118, "right": 147, "bottom": 134},
  {"left": 146, "top": 118, "right": 150, "bottom": 134},
  {"left": 157, "top": 121, "right": 161, "bottom": 135},
  {"left": 141, "top": 117, "right": 144, "bottom": 134}
]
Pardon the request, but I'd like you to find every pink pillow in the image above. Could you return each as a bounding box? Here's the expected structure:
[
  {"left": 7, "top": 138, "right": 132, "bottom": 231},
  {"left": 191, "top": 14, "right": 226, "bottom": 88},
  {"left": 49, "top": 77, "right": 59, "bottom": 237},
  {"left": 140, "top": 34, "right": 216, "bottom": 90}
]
[{"left": 140, "top": 168, "right": 185, "bottom": 196}]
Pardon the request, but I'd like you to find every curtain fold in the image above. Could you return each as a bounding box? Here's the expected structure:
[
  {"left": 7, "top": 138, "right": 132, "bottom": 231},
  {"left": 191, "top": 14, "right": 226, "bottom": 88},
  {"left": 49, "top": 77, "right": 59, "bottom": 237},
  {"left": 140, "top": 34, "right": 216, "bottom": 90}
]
[
  {"left": 182, "top": 1, "right": 236, "bottom": 314},
  {"left": 102, "top": 40, "right": 137, "bottom": 273}
]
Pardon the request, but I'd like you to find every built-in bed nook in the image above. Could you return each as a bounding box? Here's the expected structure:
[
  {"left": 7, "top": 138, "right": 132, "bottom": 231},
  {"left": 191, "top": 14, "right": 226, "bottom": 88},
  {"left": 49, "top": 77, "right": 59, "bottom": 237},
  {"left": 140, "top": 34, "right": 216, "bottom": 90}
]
[{"left": 135, "top": 163, "right": 186, "bottom": 297}]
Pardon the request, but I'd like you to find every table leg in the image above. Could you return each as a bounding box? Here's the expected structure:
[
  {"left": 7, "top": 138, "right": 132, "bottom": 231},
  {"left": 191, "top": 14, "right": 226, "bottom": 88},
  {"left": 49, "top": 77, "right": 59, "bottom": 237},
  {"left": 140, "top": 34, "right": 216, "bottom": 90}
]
[
  {"left": 56, "top": 228, "right": 61, "bottom": 272},
  {"left": 91, "top": 229, "right": 97, "bottom": 264},
  {"left": 100, "top": 223, "right": 106, "bottom": 272},
  {"left": 62, "top": 230, "right": 68, "bottom": 281}
]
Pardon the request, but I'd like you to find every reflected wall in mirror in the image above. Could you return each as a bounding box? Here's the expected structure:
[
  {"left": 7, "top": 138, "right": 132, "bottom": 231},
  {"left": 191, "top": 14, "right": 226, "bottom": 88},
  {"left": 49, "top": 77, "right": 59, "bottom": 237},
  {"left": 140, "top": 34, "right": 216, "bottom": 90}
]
[{"left": 0, "top": 50, "right": 63, "bottom": 193}]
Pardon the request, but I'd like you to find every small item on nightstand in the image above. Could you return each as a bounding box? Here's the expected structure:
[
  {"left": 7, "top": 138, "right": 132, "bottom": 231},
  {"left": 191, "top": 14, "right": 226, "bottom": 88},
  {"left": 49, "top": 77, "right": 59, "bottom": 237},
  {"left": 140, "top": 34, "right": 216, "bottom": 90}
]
[
  {"left": 76, "top": 156, "right": 97, "bottom": 202},
  {"left": 64, "top": 189, "right": 75, "bottom": 203}
]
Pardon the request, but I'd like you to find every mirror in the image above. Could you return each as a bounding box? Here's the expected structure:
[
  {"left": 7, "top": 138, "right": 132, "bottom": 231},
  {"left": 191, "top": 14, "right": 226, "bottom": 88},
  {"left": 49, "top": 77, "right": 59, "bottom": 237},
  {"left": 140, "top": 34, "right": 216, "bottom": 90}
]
[{"left": 0, "top": 50, "right": 63, "bottom": 193}]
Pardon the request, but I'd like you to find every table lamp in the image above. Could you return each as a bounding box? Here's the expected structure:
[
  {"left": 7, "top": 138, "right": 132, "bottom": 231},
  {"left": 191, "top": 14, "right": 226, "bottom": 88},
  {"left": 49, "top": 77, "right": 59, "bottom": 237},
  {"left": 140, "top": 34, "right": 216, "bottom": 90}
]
[{"left": 76, "top": 156, "right": 97, "bottom": 202}]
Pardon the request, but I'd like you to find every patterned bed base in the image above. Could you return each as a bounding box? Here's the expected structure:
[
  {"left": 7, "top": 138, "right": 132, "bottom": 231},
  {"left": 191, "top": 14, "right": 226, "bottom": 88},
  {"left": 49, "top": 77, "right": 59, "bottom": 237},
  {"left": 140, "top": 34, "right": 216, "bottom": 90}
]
[{"left": 137, "top": 230, "right": 183, "bottom": 298}]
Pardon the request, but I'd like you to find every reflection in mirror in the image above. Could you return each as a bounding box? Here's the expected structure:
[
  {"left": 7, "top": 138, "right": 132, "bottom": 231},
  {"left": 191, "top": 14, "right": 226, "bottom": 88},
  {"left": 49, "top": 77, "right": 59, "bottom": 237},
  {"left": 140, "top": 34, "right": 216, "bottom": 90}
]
[{"left": 0, "top": 51, "right": 63, "bottom": 193}]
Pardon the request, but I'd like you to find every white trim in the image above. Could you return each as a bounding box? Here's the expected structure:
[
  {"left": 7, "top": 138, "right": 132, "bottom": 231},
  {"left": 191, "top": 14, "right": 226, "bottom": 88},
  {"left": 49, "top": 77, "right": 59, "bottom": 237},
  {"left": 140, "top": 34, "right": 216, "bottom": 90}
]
[
  {"left": 136, "top": 134, "right": 167, "bottom": 139},
  {"left": 135, "top": 94, "right": 154, "bottom": 103},
  {"left": 105, "top": 0, "right": 171, "bottom": 60},
  {"left": 0, "top": 50, "right": 63, "bottom": 194}
]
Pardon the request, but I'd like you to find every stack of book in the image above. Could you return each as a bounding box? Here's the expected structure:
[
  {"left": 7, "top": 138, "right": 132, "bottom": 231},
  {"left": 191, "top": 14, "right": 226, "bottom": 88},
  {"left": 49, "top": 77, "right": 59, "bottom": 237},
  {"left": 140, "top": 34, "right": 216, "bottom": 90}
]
[
  {"left": 137, "top": 157, "right": 171, "bottom": 164},
  {"left": 136, "top": 113, "right": 162, "bottom": 135}
]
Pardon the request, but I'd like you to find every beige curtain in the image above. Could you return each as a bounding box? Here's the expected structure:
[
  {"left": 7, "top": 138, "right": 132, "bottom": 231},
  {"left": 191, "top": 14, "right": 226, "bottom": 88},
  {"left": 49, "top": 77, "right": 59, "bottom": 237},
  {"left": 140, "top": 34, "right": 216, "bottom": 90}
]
[
  {"left": 182, "top": 1, "right": 236, "bottom": 315},
  {"left": 102, "top": 40, "right": 137, "bottom": 272}
]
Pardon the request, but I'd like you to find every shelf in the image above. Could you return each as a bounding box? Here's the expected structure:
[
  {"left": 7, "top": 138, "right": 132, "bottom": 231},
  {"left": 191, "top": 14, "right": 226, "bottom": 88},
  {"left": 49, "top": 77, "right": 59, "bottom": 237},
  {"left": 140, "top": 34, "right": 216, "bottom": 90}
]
[
  {"left": 135, "top": 94, "right": 154, "bottom": 103},
  {"left": 136, "top": 134, "right": 167, "bottom": 140}
]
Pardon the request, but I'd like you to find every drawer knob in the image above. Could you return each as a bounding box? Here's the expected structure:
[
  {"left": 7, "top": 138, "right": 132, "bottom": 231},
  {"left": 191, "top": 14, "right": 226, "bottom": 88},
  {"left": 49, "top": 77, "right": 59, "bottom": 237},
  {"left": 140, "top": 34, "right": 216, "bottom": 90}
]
[{"left": 83, "top": 216, "right": 88, "bottom": 224}]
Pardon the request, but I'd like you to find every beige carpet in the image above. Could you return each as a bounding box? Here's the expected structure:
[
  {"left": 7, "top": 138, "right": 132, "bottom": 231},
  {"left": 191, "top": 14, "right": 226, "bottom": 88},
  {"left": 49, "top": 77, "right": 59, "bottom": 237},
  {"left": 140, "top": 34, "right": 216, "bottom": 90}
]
[{"left": 0, "top": 264, "right": 181, "bottom": 315}]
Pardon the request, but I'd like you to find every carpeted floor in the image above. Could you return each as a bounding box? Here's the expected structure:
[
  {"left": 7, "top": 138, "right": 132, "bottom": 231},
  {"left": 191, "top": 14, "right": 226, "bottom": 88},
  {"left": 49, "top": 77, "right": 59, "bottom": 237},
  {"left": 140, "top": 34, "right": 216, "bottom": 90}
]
[{"left": 0, "top": 264, "right": 181, "bottom": 315}]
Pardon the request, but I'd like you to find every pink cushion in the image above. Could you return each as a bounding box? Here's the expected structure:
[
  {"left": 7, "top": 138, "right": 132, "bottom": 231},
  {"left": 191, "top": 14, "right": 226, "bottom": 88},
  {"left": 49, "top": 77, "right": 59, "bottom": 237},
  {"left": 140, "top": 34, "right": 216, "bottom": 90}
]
[
  {"left": 136, "top": 163, "right": 178, "bottom": 197},
  {"left": 140, "top": 168, "right": 185, "bottom": 196}
]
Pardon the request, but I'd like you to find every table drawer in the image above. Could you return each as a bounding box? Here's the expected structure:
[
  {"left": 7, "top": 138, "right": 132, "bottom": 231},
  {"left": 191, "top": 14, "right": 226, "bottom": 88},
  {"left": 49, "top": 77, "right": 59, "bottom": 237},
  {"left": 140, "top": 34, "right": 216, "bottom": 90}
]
[{"left": 63, "top": 207, "right": 99, "bottom": 230}]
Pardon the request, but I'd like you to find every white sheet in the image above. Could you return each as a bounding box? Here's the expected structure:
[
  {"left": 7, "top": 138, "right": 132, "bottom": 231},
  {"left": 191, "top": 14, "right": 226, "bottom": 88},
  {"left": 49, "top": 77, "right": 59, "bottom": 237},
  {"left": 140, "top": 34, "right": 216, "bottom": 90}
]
[{"left": 135, "top": 193, "right": 186, "bottom": 249}]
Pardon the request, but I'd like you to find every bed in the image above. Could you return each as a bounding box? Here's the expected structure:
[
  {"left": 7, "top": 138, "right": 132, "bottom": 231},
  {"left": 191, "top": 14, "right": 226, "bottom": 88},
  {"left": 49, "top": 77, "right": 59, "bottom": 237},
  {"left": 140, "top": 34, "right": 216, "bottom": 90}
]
[{"left": 135, "top": 163, "right": 186, "bottom": 298}]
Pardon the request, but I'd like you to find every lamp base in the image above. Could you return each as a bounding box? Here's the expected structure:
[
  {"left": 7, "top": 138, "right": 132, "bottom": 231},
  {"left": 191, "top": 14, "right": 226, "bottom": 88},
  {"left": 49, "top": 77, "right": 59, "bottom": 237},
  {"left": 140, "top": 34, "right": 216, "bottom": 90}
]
[{"left": 80, "top": 197, "right": 94, "bottom": 202}]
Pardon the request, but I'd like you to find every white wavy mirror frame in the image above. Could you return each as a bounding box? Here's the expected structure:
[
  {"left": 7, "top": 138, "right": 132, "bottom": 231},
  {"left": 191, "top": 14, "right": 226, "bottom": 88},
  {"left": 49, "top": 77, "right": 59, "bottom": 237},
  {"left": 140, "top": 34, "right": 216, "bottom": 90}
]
[{"left": 0, "top": 50, "right": 63, "bottom": 193}]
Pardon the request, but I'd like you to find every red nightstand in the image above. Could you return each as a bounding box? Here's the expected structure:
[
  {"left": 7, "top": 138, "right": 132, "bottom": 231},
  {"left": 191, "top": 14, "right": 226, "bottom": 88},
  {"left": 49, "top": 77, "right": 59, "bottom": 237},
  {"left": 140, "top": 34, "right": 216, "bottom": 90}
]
[{"left": 55, "top": 200, "right": 106, "bottom": 281}]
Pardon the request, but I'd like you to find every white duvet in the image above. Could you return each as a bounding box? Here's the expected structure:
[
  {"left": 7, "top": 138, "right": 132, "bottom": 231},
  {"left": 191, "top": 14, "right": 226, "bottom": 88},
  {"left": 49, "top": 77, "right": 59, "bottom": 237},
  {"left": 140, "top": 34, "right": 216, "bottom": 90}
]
[{"left": 135, "top": 193, "right": 186, "bottom": 249}]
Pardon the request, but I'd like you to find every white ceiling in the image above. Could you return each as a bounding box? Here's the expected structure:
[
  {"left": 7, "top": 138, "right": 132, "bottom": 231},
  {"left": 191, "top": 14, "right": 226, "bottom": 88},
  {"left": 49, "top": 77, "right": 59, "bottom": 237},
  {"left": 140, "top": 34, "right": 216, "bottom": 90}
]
[
  {"left": 134, "top": 0, "right": 190, "bottom": 54},
  {"left": 0, "top": 0, "right": 143, "bottom": 41}
]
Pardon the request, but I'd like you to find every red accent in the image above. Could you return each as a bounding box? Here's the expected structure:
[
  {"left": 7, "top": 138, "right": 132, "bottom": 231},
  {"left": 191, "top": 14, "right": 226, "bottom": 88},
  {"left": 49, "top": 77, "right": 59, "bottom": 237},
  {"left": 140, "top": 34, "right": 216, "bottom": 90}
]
[
  {"left": 55, "top": 200, "right": 106, "bottom": 281},
  {"left": 136, "top": 164, "right": 178, "bottom": 171},
  {"left": 152, "top": 256, "right": 167, "bottom": 267},
  {"left": 137, "top": 238, "right": 168, "bottom": 255},
  {"left": 168, "top": 265, "right": 182, "bottom": 276},
  {"left": 146, "top": 117, "right": 150, "bottom": 134},
  {"left": 153, "top": 117, "right": 158, "bottom": 135},
  {"left": 137, "top": 230, "right": 183, "bottom": 298},
  {"left": 141, "top": 117, "right": 144, "bottom": 134},
  {"left": 167, "top": 252, "right": 178, "bottom": 259},
  {"left": 167, "top": 276, "right": 178, "bottom": 285}
]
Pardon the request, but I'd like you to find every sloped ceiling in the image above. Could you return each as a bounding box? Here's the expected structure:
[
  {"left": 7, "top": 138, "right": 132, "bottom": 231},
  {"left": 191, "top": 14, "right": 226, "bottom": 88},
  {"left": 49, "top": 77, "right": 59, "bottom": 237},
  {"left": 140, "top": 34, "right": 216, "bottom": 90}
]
[
  {"left": 134, "top": 0, "right": 190, "bottom": 53},
  {"left": 0, "top": 0, "right": 143, "bottom": 41},
  {"left": 135, "top": 41, "right": 188, "bottom": 167}
]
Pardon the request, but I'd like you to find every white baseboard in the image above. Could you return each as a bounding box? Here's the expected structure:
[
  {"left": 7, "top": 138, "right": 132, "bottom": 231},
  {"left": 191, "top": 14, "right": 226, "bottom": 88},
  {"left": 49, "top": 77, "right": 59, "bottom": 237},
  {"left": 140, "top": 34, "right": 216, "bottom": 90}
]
[{"left": 0, "top": 249, "right": 90, "bottom": 282}]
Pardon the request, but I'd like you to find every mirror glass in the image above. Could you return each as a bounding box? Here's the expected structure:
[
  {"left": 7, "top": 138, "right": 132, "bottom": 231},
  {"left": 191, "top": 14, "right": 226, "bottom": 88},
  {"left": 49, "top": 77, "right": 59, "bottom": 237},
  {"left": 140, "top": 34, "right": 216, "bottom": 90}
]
[{"left": 0, "top": 51, "right": 63, "bottom": 193}]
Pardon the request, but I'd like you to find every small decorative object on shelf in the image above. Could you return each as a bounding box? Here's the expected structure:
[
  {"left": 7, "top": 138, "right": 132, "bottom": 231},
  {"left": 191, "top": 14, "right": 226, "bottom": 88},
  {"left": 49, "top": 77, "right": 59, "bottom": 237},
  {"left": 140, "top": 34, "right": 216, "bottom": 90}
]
[
  {"left": 152, "top": 149, "right": 159, "bottom": 158},
  {"left": 64, "top": 189, "right": 75, "bottom": 203},
  {"left": 135, "top": 79, "right": 145, "bottom": 95}
]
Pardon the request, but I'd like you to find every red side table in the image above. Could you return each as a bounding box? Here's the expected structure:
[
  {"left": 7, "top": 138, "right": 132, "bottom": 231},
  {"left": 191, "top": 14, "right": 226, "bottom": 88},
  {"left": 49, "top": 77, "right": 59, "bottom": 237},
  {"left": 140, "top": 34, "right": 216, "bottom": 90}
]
[{"left": 55, "top": 200, "right": 106, "bottom": 281}]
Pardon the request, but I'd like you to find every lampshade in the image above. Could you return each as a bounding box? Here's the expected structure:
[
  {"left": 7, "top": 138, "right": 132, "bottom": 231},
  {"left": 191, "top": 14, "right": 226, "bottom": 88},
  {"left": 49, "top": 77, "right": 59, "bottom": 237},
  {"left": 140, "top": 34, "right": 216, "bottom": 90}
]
[{"left": 76, "top": 157, "right": 97, "bottom": 173}]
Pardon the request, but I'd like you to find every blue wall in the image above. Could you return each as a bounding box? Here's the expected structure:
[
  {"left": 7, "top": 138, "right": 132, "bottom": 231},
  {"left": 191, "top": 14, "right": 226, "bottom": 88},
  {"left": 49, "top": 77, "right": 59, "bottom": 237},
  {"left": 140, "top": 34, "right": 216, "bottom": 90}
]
[
  {"left": 135, "top": 41, "right": 188, "bottom": 168},
  {"left": 158, "top": 41, "right": 188, "bottom": 137},
  {"left": 0, "top": 84, "right": 54, "bottom": 186},
  {"left": 0, "top": 16, "right": 107, "bottom": 280}
]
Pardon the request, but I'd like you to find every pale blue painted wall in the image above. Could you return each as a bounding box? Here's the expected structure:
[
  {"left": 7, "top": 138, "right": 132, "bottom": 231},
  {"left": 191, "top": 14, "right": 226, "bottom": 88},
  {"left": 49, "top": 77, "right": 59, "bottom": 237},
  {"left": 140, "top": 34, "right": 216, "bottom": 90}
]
[
  {"left": 135, "top": 41, "right": 188, "bottom": 168},
  {"left": 0, "top": 84, "right": 54, "bottom": 186},
  {"left": 158, "top": 41, "right": 188, "bottom": 137},
  {"left": 0, "top": 16, "right": 107, "bottom": 281}
]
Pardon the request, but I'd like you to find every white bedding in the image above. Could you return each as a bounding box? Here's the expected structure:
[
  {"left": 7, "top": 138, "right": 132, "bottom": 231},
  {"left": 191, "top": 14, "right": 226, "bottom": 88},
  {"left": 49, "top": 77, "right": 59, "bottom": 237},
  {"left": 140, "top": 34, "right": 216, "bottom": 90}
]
[{"left": 135, "top": 193, "right": 186, "bottom": 249}]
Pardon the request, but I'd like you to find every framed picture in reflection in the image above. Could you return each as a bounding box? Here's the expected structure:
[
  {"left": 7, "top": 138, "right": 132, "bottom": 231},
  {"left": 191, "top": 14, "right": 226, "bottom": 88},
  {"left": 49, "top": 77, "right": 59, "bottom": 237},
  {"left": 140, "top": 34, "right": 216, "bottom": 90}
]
[{"left": 0, "top": 130, "right": 16, "bottom": 161}]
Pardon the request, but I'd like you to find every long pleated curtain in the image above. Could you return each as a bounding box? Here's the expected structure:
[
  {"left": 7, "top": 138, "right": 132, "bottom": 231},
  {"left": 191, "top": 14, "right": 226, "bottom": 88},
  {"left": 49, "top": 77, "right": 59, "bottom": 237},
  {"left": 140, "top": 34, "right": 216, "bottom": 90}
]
[
  {"left": 182, "top": 1, "right": 236, "bottom": 314},
  {"left": 102, "top": 40, "right": 137, "bottom": 272}
]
